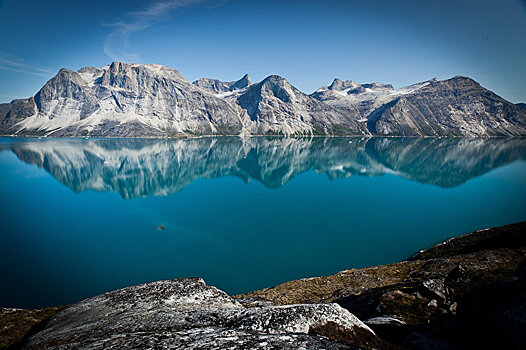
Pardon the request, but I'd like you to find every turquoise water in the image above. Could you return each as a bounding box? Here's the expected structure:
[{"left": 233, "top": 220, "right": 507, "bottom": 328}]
[{"left": 1, "top": 137, "right": 525, "bottom": 308}]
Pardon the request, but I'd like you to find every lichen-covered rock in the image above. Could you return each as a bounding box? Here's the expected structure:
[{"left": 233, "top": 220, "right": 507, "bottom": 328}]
[
  {"left": 240, "top": 222, "right": 526, "bottom": 348},
  {"left": 24, "top": 278, "right": 376, "bottom": 349},
  {"left": 0, "top": 306, "right": 66, "bottom": 348}
]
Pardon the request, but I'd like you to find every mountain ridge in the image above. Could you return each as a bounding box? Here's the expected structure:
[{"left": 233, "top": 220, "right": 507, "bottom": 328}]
[{"left": 1, "top": 62, "right": 525, "bottom": 137}]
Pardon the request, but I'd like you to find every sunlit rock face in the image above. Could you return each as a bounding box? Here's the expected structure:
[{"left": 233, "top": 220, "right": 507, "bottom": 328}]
[
  {"left": 0, "top": 63, "right": 367, "bottom": 137},
  {"left": 24, "top": 278, "right": 375, "bottom": 349},
  {"left": 1, "top": 63, "right": 525, "bottom": 137},
  {"left": 234, "top": 75, "right": 369, "bottom": 136},
  {"left": 311, "top": 78, "right": 408, "bottom": 118},
  {"left": 364, "top": 77, "right": 526, "bottom": 136},
  {"left": 8, "top": 137, "right": 526, "bottom": 198},
  {"left": 193, "top": 74, "right": 252, "bottom": 93},
  {"left": 1, "top": 62, "right": 245, "bottom": 137},
  {"left": 312, "top": 76, "right": 526, "bottom": 136}
]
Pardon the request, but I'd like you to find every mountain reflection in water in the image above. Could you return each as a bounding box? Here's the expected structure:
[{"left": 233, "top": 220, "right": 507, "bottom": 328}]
[
  {"left": 7, "top": 137, "right": 526, "bottom": 198},
  {"left": 1, "top": 136, "right": 526, "bottom": 309}
]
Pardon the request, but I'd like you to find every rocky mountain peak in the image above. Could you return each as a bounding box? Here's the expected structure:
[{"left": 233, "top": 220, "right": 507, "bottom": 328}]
[
  {"left": 259, "top": 75, "right": 299, "bottom": 93},
  {"left": 231, "top": 74, "right": 251, "bottom": 90},
  {"left": 260, "top": 74, "right": 287, "bottom": 85},
  {"left": 328, "top": 78, "right": 359, "bottom": 91},
  {"left": 251, "top": 75, "right": 296, "bottom": 103},
  {"left": 361, "top": 82, "right": 394, "bottom": 90},
  {"left": 95, "top": 62, "right": 186, "bottom": 92},
  {"left": 368, "top": 75, "right": 526, "bottom": 136},
  {"left": 324, "top": 79, "right": 394, "bottom": 95},
  {"left": 34, "top": 68, "right": 99, "bottom": 119},
  {"left": 77, "top": 66, "right": 101, "bottom": 74},
  {"left": 107, "top": 61, "right": 150, "bottom": 72},
  {"left": 109, "top": 61, "right": 125, "bottom": 71},
  {"left": 58, "top": 67, "right": 76, "bottom": 75},
  {"left": 193, "top": 74, "right": 252, "bottom": 93},
  {"left": 235, "top": 74, "right": 368, "bottom": 135},
  {"left": 439, "top": 76, "right": 480, "bottom": 89}
]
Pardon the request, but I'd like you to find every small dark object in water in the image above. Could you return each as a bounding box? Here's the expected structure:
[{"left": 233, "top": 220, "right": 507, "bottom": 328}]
[{"left": 157, "top": 225, "right": 165, "bottom": 230}]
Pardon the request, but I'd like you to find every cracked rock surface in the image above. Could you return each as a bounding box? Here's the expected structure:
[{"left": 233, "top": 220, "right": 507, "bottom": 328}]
[{"left": 24, "top": 278, "right": 377, "bottom": 349}]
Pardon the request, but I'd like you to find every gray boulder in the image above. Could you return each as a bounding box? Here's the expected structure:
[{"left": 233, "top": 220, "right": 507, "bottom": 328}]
[{"left": 24, "top": 278, "right": 377, "bottom": 349}]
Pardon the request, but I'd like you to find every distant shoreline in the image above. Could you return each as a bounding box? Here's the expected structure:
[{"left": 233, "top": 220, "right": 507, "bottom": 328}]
[{"left": 1, "top": 134, "right": 525, "bottom": 139}]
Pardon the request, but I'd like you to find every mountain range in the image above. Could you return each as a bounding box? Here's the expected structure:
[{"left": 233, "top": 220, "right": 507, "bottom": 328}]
[{"left": 1, "top": 62, "right": 525, "bottom": 137}]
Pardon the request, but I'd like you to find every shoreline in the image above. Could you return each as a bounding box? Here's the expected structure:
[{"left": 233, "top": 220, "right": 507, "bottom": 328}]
[
  {"left": 1, "top": 221, "right": 525, "bottom": 349},
  {"left": 236, "top": 222, "right": 525, "bottom": 305}
]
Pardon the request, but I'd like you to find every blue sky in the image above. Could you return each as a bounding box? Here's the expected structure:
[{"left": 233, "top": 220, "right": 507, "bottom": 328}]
[{"left": 1, "top": 0, "right": 525, "bottom": 103}]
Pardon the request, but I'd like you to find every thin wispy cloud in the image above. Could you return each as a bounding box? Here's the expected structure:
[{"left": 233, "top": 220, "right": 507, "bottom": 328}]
[
  {"left": 0, "top": 56, "right": 53, "bottom": 77},
  {"left": 103, "top": 0, "right": 222, "bottom": 62}
]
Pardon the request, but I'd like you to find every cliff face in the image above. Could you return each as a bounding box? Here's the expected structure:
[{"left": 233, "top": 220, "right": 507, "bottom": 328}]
[
  {"left": 365, "top": 77, "right": 526, "bottom": 136},
  {"left": 1, "top": 62, "right": 245, "bottom": 137},
  {"left": 1, "top": 62, "right": 525, "bottom": 137},
  {"left": 312, "top": 76, "right": 526, "bottom": 136}
]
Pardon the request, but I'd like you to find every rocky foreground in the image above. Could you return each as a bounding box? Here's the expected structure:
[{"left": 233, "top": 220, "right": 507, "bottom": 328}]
[{"left": 1, "top": 221, "right": 525, "bottom": 349}]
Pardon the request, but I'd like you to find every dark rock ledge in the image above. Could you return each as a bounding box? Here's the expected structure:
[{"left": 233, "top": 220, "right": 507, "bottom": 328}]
[
  {"left": 1, "top": 221, "right": 525, "bottom": 349},
  {"left": 240, "top": 221, "right": 526, "bottom": 349}
]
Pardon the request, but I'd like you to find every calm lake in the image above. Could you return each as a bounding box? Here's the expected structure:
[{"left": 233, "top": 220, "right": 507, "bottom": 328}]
[{"left": 1, "top": 136, "right": 526, "bottom": 308}]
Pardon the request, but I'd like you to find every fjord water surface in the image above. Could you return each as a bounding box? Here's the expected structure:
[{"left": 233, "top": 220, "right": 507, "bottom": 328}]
[{"left": 1, "top": 137, "right": 526, "bottom": 308}]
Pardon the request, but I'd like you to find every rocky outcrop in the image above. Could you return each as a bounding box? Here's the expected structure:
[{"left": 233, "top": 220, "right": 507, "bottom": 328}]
[
  {"left": 1, "top": 62, "right": 524, "bottom": 137},
  {"left": 0, "top": 98, "right": 38, "bottom": 134},
  {"left": 21, "top": 278, "right": 380, "bottom": 349},
  {"left": 240, "top": 221, "right": 526, "bottom": 349},
  {"left": 311, "top": 78, "right": 405, "bottom": 118},
  {"left": 193, "top": 74, "right": 251, "bottom": 93},
  {"left": 7, "top": 136, "right": 526, "bottom": 198}
]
